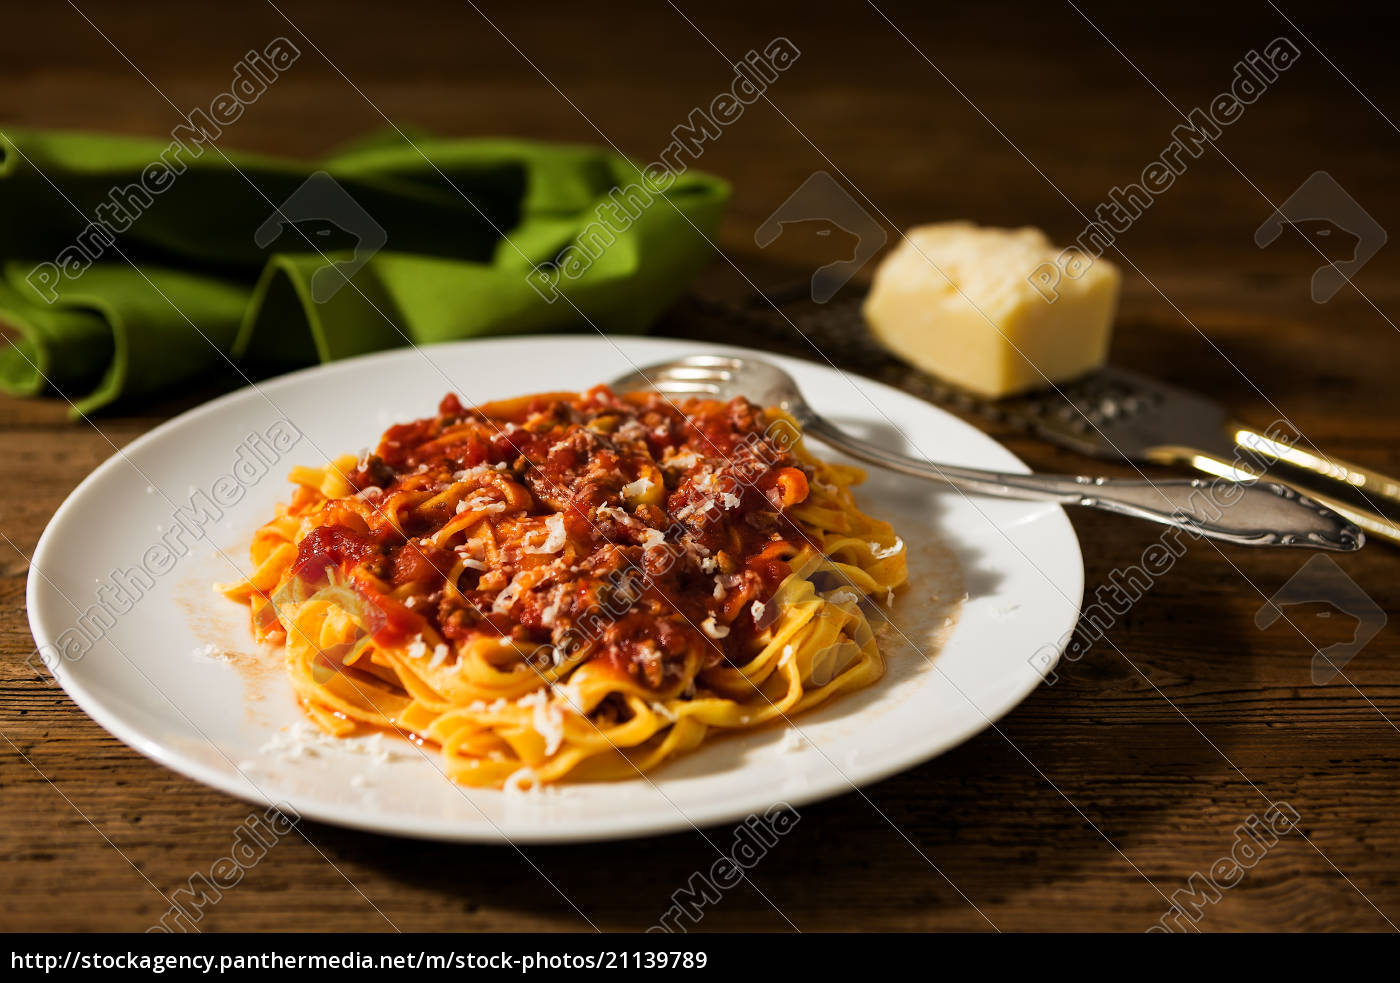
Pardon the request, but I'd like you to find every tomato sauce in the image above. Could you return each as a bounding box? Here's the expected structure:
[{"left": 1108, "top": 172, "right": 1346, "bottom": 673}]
[{"left": 298, "top": 387, "right": 815, "bottom": 689}]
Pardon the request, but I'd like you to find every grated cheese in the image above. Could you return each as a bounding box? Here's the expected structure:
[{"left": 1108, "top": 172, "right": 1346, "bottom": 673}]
[
  {"left": 492, "top": 575, "right": 527, "bottom": 614},
  {"left": 869, "top": 537, "right": 904, "bottom": 559},
  {"left": 701, "top": 616, "right": 729, "bottom": 639},
  {"left": 779, "top": 728, "right": 808, "bottom": 753},
  {"left": 641, "top": 527, "right": 666, "bottom": 551},
  {"left": 518, "top": 689, "right": 565, "bottom": 756},
  {"left": 621, "top": 476, "right": 654, "bottom": 499},
  {"left": 428, "top": 643, "right": 450, "bottom": 669},
  {"left": 457, "top": 496, "right": 507, "bottom": 515},
  {"left": 503, "top": 767, "right": 540, "bottom": 795},
  {"left": 525, "top": 513, "right": 568, "bottom": 554}
]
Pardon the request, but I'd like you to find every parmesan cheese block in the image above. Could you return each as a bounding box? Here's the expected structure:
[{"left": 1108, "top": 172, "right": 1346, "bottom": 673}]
[{"left": 862, "top": 223, "right": 1121, "bottom": 398}]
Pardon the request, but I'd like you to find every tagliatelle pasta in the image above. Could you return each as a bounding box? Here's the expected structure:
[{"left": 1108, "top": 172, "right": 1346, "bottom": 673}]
[{"left": 221, "top": 386, "right": 907, "bottom": 789}]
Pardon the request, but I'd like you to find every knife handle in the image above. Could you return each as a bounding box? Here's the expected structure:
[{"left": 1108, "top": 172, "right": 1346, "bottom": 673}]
[{"left": 1214, "top": 421, "right": 1400, "bottom": 546}]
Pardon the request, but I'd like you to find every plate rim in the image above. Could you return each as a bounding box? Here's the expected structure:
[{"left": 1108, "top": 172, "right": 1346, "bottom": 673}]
[{"left": 27, "top": 334, "right": 1081, "bottom": 843}]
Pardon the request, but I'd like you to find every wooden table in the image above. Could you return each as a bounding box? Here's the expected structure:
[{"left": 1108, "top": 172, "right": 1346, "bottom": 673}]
[{"left": 3, "top": 0, "right": 1398, "bottom": 933}]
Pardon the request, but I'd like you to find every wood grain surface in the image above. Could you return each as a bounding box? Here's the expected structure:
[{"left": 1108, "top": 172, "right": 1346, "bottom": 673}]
[{"left": 2, "top": 0, "right": 1398, "bottom": 933}]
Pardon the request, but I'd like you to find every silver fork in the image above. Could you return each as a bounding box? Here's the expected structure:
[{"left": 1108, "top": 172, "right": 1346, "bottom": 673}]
[
  {"left": 694, "top": 289, "right": 1400, "bottom": 545},
  {"left": 610, "top": 355, "right": 1363, "bottom": 552}
]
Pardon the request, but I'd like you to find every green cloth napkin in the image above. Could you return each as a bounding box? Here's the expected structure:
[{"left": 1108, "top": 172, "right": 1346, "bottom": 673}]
[{"left": 0, "top": 127, "right": 729, "bottom": 416}]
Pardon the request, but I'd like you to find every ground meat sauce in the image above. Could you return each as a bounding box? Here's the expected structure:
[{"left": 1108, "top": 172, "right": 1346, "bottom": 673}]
[{"left": 294, "top": 387, "right": 815, "bottom": 689}]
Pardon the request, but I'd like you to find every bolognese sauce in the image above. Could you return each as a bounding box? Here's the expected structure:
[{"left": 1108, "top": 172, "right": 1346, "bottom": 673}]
[{"left": 290, "top": 386, "right": 815, "bottom": 689}]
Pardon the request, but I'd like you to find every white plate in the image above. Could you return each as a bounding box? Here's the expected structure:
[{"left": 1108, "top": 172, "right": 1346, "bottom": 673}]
[{"left": 28, "top": 336, "right": 1082, "bottom": 843}]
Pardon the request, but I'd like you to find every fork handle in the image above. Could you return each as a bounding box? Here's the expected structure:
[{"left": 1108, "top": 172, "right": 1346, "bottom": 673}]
[
  {"left": 1152, "top": 420, "right": 1400, "bottom": 547},
  {"left": 801, "top": 415, "right": 1361, "bottom": 551}
]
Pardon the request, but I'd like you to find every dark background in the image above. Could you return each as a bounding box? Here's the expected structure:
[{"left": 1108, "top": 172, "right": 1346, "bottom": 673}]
[{"left": 2, "top": 0, "right": 1398, "bottom": 931}]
